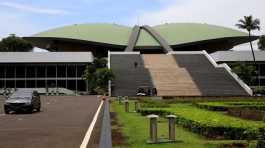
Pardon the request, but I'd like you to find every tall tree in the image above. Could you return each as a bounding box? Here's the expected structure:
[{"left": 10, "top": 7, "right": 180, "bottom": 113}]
[
  {"left": 0, "top": 34, "right": 33, "bottom": 52},
  {"left": 236, "top": 15, "right": 261, "bottom": 86},
  {"left": 258, "top": 35, "right": 265, "bottom": 50}
]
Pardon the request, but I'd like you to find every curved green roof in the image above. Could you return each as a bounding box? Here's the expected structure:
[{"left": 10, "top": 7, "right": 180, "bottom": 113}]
[{"left": 32, "top": 23, "right": 248, "bottom": 47}]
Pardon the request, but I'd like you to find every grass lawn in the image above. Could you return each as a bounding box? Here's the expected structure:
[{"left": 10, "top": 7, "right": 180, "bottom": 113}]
[{"left": 110, "top": 101, "right": 256, "bottom": 148}]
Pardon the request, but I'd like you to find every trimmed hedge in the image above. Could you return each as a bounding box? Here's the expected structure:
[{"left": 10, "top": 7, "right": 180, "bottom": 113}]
[
  {"left": 195, "top": 102, "right": 265, "bottom": 111},
  {"left": 139, "top": 99, "right": 170, "bottom": 108},
  {"left": 138, "top": 108, "right": 171, "bottom": 116},
  {"left": 168, "top": 104, "right": 265, "bottom": 140}
]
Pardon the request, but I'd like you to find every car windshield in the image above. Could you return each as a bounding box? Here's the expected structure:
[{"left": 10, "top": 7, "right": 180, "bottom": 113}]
[{"left": 9, "top": 97, "right": 31, "bottom": 100}]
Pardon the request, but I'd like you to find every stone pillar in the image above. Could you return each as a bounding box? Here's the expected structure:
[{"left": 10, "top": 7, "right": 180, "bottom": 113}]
[
  {"left": 147, "top": 114, "right": 159, "bottom": 143},
  {"left": 124, "top": 100, "right": 129, "bottom": 112},
  {"left": 166, "top": 115, "right": 176, "bottom": 141}
]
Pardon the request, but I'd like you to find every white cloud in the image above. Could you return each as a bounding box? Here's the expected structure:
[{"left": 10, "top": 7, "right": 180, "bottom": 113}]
[
  {"left": 133, "top": 0, "right": 265, "bottom": 35},
  {"left": 0, "top": 12, "right": 39, "bottom": 39},
  {"left": 0, "top": 2, "right": 68, "bottom": 15}
]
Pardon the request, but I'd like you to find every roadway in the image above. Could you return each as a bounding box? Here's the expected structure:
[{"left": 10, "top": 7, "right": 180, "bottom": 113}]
[{"left": 0, "top": 95, "right": 101, "bottom": 148}]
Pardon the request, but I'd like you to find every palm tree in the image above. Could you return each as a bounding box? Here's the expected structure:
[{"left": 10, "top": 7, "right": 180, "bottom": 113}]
[{"left": 236, "top": 15, "right": 260, "bottom": 86}]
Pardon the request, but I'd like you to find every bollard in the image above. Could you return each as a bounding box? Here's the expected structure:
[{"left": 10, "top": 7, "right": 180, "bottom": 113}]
[
  {"left": 134, "top": 101, "right": 139, "bottom": 112},
  {"left": 124, "top": 100, "right": 129, "bottom": 112},
  {"left": 147, "top": 114, "right": 159, "bottom": 143},
  {"left": 166, "top": 115, "right": 176, "bottom": 141}
]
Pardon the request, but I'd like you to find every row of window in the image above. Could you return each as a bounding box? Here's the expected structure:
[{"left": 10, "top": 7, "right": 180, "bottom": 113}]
[
  {"left": 0, "top": 65, "right": 87, "bottom": 78},
  {"left": 0, "top": 80, "right": 86, "bottom": 91}
]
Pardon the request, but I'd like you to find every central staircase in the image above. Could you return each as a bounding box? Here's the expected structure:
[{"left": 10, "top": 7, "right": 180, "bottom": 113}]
[{"left": 142, "top": 54, "right": 201, "bottom": 96}]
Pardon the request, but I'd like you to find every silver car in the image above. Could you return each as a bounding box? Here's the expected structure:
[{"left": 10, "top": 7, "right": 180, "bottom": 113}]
[{"left": 4, "top": 89, "right": 41, "bottom": 114}]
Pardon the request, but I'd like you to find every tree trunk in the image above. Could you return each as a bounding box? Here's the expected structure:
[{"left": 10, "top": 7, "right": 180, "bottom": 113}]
[{"left": 249, "top": 31, "right": 260, "bottom": 87}]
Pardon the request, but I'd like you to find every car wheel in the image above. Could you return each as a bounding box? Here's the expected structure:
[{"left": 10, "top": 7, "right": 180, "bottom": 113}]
[
  {"left": 4, "top": 109, "right": 9, "bottom": 114},
  {"left": 36, "top": 107, "right": 40, "bottom": 112}
]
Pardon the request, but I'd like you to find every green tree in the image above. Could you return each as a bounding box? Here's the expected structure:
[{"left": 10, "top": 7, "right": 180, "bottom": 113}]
[
  {"left": 82, "top": 58, "right": 114, "bottom": 95},
  {"left": 95, "top": 68, "right": 114, "bottom": 90},
  {"left": 231, "top": 63, "right": 255, "bottom": 85},
  {"left": 236, "top": 15, "right": 261, "bottom": 86},
  {"left": 82, "top": 65, "right": 97, "bottom": 93},
  {"left": 258, "top": 35, "right": 265, "bottom": 50},
  {"left": 0, "top": 34, "right": 33, "bottom": 52},
  {"left": 94, "top": 57, "right": 107, "bottom": 68}
]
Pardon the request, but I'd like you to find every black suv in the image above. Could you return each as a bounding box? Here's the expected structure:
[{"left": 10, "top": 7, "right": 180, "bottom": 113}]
[{"left": 4, "top": 89, "right": 41, "bottom": 114}]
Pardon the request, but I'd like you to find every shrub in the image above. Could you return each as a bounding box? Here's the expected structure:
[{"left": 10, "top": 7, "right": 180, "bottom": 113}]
[
  {"left": 169, "top": 104, "right": 265, "bottom": 140},
  {"left": 138, "top": 108, "right": 172, "bottom": 116},
  {"left": 139, "top": 99, "right": 170, "bottom": 108}
]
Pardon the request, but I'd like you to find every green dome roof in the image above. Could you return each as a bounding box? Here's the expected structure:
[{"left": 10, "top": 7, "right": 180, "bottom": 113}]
[{"left": 32, "top": 23, "right": 248, "bottom": 47}]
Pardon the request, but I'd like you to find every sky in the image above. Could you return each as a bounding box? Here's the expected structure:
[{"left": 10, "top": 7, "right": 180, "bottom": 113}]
[{"left": 0, "top": 0, "right": 264, "bottom": 49}]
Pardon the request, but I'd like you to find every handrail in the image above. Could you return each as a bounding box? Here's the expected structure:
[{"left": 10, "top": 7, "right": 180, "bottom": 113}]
[{"left": 203, "top": 50, "right": 253, "bottom": 96}]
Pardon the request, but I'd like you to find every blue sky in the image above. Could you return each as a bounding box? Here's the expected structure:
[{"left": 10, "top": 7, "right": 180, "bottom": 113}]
[
  {"left": 0, "top": 0, "right": 264, "bottom": 39},
  {"left": 0, "top": 0, "right": 175, "bottom": 38}
]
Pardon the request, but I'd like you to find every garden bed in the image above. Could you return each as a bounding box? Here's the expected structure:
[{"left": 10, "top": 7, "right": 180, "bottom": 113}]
[{"left": 111, "top": 100, "right": 256, "bottom": 148}]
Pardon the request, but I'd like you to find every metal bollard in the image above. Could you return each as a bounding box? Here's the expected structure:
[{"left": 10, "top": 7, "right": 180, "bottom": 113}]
[
  {"left": 166, "top": 115, "right": 176, "bottom": 141},
  {"left": 134, "top": 101, "right": 139, "bottom": 112},
  {"left": 124, "top": 100, "right": 129, "bottom": 112},
  {"left": 147, "top": 114, "right": 159, "bottom": 143}
]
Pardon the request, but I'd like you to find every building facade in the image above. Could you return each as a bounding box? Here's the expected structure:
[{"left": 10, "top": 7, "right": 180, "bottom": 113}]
[{"left": 0, "top": 52, "right": 93, "bottom": 93}]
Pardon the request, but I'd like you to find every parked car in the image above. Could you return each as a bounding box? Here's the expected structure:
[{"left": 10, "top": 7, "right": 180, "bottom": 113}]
[{"left": 4, "top": 89, "right": 41, "bottom": 114}]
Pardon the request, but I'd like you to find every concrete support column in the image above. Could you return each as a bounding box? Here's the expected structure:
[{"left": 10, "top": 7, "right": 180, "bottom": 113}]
[
  {"left": 166, "top": 115, "right": 176, "bottom": 141},
  {"left": 147, "top": 114, "right": 159, "bottom": 143}
]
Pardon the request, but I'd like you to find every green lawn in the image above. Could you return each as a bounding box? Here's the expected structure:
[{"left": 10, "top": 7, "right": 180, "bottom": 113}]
[{"left": 110, "top": 101, "right": 256, "bottom": 148}]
